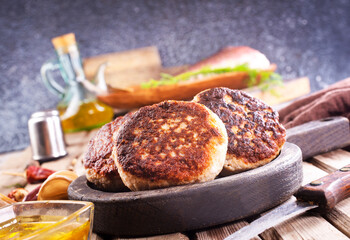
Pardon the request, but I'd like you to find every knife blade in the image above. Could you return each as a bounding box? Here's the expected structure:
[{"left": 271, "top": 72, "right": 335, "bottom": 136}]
[{"left": 225, "top": 164, "right": 350, "bottom": 240}]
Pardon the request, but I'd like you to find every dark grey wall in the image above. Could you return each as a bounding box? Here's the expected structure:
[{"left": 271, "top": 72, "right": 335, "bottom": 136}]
[{"left": 1, "top": 0, "right": 349, "bottom": 153}]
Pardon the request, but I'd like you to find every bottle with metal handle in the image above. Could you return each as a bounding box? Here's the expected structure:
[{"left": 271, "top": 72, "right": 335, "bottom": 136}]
[{"left": 40, "top": 33, "right": 113, "bottom": 133}]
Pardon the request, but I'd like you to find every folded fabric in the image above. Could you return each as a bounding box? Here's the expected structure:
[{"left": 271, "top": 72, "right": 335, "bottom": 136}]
[{"left": 278, "top": 78, "right": 350, "bottom": 128}]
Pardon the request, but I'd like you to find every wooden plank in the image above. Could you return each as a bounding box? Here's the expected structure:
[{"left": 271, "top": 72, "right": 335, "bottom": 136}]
[
  {"left": 91, "top": 232, "right": 189, "bottom": 240},
  {"left": 244, "top": 77, "right": 310, "bottom": 107},
  {"left": 73, "top": 152, "right": 86, "bottom": 176},
  {"left": 260, "top": 162, "right": 348, "bottom": 240},
  {"left": 116, "top": 233, "right": 189, "bottom": 240},
  {"left": 310, "top": 149, "right": 350, "bottom": 173},
  {"left": 41, "top": 144, "right": 86, "bottom": 172},
  {"left": 301, "top": 161, "right": 328, "bottom": 185},
  {"left": 326, "top": 198, "right": 350, "bottom": 238},
  {"left": 67, "top": 129, "right": 99, "bottom": 176},
  {"left": 195, "top": 162, "right": 326, "bottom": 240},
  {"left": 260, "top": 211, "right": 349, "bottom": 240},
  {"left": 310, "top": 149, "right": 350, "bottom": 238},
  {"left": 0, "top": 149, "right": 25, "bottom": 166},
  {"left": 83, "top": 46, "right": 162, "bottom": 89},
  {"left": 0, "top": 147, "right": 33, "bottom": 195},
  {"left": 64, "top": 131, "right": 90, "bottom": 146},
  {"left": 196, "top": 221, "right": 260, "bottom": 240}
]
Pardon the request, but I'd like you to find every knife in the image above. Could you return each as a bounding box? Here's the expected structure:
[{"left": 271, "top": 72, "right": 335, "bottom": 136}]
[{"left": 225, "top": 164, "right": 350, "bottom": 240}]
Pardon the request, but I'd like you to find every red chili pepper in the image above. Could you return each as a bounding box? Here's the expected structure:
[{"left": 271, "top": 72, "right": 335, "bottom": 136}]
[{"left": 26, "top": 166, "right": 55, "bottom": 184}]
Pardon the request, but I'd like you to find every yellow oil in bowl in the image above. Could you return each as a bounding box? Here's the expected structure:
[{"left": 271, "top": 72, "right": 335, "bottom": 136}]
[
  {"left": 0, "top": 201, "right": 94, "bottom": 240},
  {"left": 0, "top": 215, "right": 90, "bottom": 240}
]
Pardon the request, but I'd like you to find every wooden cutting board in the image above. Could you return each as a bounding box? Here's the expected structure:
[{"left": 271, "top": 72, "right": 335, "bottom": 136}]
[
  {"left": 83, "top": 46, "right": 162, "bottom": 89},
  {"left": 68, "top": 117, "right": 350, "bottom": 237}
]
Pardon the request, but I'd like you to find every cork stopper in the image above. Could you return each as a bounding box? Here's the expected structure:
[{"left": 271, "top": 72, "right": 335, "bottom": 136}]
[
  {"left": 51, "top": 33, "right": 77, "bottom": 52},
  {"left": 62, "top": 33, "right": 77, "bottom": 46},
  {"left": 51, "top": 36, "right": 66, "bottom": 50}
]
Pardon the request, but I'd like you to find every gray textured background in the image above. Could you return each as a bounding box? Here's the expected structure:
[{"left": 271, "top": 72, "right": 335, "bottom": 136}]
[{"left": 1, "top": 0, "right": 350, "bottom": 153}]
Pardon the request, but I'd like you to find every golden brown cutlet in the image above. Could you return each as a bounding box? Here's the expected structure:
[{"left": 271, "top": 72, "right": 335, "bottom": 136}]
[
  {"left": 84, "top": 114, "right": 132, "bottom": 192},
  {"left": 113, "top": 100, "right": 228, "bottom": 191},
  {"left": 193, "top": 87, "right": 286, "bottom": 174}
]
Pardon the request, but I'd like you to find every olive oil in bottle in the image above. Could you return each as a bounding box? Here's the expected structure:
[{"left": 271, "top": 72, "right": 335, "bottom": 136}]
[{"left": 43, "top": 33, "right": 114, "bottom": 133}]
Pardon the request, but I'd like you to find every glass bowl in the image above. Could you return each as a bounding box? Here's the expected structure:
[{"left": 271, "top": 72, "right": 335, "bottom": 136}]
[
  {"left": 0, "top": 193, "right": 15, "bottom": 207},
  {"left": 0, "top": 200, "right": 94, "bottom": 240}
]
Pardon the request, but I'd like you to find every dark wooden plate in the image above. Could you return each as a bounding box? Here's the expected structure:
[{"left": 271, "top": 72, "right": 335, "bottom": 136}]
[
  {"left": 69, "top": 143, "right": 302, "bottom": 237},
  {"left": 68, "top": 117, "right": 350, "bottom": 237}
]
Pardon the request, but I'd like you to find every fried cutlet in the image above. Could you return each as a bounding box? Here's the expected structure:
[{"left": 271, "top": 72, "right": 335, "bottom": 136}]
[
  {"left": 112, "top": 100, "right": 228, "bottom": 191},
  {"left": 84, "top": 114, "right": 131, "bottom": 192},
  {"left": 193, "top": 87, "right": 286, "bottom": 174}
]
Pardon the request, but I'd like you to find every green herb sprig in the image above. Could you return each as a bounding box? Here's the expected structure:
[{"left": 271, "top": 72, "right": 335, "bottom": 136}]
[{"left": 141, "top": 64, "right": 283, "bottom": 91}]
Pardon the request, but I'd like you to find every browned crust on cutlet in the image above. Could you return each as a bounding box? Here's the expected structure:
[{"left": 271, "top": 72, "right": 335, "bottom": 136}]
[
  {"left": 194, "top": 87, "right": 286, "bottom": 164},
  {"left": 84, "top": 114, "right": 131, "bottom": 177},
  {"left": 114, "top": 101, "right": 225, "bottom": 182}
]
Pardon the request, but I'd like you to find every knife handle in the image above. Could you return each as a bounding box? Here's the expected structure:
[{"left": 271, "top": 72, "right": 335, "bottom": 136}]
[{"left": 294, "top": 164, "right": 350, "bottom": 209}]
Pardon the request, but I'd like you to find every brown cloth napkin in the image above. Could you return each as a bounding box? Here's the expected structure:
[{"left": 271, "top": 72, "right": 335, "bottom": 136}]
[{"left": 279, "top": 78, "right": 350, "bottom": 129}]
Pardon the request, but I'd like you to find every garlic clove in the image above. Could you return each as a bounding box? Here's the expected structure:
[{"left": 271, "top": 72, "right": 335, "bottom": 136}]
[
  {"left": 52, "top": 170, "right": 78, "bottom": 180},
  {"left": 38, "top": 170, "right": 78, "bottom": 200}
]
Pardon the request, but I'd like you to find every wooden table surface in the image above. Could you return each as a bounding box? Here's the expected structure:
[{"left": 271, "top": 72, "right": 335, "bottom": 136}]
[{"left": 1, "top": 130, "right": 350, "bottom": 240}]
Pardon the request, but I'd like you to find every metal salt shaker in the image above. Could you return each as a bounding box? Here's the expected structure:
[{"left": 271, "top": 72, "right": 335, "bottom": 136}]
[{"left": 28, "top": 110, "right": 67, "bottom": 161}]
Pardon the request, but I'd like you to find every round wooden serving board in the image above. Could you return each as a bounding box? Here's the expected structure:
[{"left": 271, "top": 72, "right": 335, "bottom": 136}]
[{"left": 68, "top": 142, "right": 302, "bottom": 237}]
